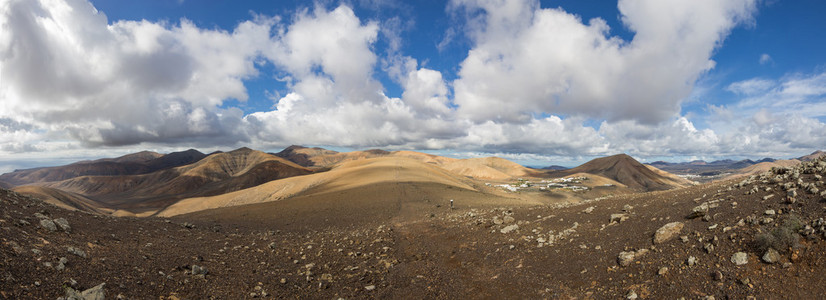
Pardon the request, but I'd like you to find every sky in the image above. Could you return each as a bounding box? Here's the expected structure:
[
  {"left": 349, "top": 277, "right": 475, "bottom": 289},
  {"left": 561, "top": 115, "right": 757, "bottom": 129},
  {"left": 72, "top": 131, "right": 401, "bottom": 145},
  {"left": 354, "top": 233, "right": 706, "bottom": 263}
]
[{"left": 1, "top": 0, "right": 826, "bottom": 172}]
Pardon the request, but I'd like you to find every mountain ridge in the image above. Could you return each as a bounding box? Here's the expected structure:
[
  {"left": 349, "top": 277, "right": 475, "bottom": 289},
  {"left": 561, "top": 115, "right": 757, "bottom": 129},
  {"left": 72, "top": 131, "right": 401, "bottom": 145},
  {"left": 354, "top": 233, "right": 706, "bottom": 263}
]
[
  {"left": 10, "top": 146, "right": 691, "bottom": 216},
  {"left": 0, "top": 149, "right": 207, "bottom": 186}
]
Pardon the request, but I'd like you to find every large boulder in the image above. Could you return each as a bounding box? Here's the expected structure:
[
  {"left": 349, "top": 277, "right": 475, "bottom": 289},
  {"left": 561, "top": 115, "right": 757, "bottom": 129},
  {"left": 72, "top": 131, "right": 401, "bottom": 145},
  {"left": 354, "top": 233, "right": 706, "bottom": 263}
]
[{"left": 653, "top": 222, "right": 684, "bottom": 244}]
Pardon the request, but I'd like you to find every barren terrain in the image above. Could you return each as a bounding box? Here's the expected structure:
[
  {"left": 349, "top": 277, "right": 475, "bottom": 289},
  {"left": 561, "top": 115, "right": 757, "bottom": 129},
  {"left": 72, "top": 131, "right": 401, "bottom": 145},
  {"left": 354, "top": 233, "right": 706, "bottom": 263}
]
[{"left": 3, "top": 154, "right": 826, "bottom": 298}]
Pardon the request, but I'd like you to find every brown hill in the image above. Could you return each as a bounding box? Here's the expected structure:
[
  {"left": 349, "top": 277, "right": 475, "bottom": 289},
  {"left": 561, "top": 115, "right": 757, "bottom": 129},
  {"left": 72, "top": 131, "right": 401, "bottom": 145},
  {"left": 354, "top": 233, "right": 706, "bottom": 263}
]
[
  {"left": 556, "top": 154, "right": 690, "bottom": 191},
  {"left": 799, "top": 150, "right": 826, "bottom": 161},
  {"left": 157, "top": 156, "right": 503, "bottom": 216},
  {"left": 442, "top": 157, "right": 538, "bottom": 180},
  {"left": 0, "top": 180, "right": 12, "bottom": 189},
  {"left": 644, "top": 164, "right": 697, "bottom": 186},
  {"left": 38, "top": 148, "right": 311, "bottom": 215},
  {"left": 12, "top": 185, "right": 112, "bottom": 214},
  {"left": 274, "top": 145, "right": 341, "bottom": 167},
  {"left": 106, "top": 150, "right": 163, "bottom": 163},
  {"left": 723, "top": 159, "right": 801, "bottom": 180},
  {"left": 275, "top": 145, "right": 536, "bottom": 180},
  {"left": 276, "top": 145, "right": 397, "bottom": 168},
  {"left": 0, "top": 149, "right": 206, "bottom": 185}
]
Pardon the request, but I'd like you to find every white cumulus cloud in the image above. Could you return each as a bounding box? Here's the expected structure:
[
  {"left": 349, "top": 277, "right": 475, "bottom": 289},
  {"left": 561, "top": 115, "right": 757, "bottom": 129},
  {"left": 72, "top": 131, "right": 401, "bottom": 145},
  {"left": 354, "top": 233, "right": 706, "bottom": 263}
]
[
  {"left": 0, "top": 0, "right": 276, "bottom": 147},
  {"left": 4, "top": 0, "right": 825, "bottom": 166},
  {"left": 450, "top": 0, "right": 757, "bottom": 124}
]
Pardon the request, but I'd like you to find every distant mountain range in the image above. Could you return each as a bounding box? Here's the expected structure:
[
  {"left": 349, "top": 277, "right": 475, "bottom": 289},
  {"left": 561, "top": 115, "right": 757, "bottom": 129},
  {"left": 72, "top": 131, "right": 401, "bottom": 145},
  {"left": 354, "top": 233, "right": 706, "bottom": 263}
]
[
  {"left": 648, "top": 158, "right": 775, "bottom": 175},
  {"left": 647, "top": 150, "right": 824, "bottom": 175},
  {"left": 0, "top": 149, "right": 207, "bottom": 186},
  {"left": 0, "top": 146, "right": 694, "bottom": 217}
]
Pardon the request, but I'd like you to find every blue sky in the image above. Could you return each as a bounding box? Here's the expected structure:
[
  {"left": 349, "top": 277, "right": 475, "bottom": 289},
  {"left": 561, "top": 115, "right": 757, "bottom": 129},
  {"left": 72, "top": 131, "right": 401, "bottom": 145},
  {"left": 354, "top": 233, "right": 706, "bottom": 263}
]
[{"left": 1, "top": 0, "right": 826, "bottom": 171}]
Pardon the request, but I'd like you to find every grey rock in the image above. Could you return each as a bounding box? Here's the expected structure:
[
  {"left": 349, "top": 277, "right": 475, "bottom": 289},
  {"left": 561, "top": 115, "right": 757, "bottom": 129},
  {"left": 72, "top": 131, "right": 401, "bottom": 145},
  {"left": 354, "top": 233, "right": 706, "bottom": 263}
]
[
  {"left": 500, "top": 224, "right": 519, "bottom": 234},
  {"left": 54, "top": 218, "right": 71, "bottom": 232},
  {"left": 582, "top": 206, "right": 595, "bottom": 214},
  {"left": 503, "top": 215, "right": 515, "bottom": 224},
  {"left": 67, "top": 247, "right": 87, "bottom": 258},
  {"left": 764, "top": 209, "right": 776, "bottom": 216},
  {"left": 704, "top": 243, "right": 714, "bottom": 254},
  {"left": 653, "top": 222, "right": 684, "bottom": 244},
  {"left": 40, "top": 219, "right": 57, "bottom": 232},
  {"left": 65, "top": 282, "right": 105, "bottom": 300},
  {"left": 492, "top": 216, "right": 503, "bottom": 225},
  {"left": 617, "top": 249, "right": 648, "bottom": 267},
  {"left": 191, "top": 265, "right": 208, "bottom": 276},
  {"left": 762, "top": 248, "right": 781, "bottom": 264},
  {"left": 610, "top": 213, "right": 629, "bottom": 223},
  {"left": 687, "top": 256, "right": 697, "bottom": 267},
  {"left": 626, "top": 290, "right": 638, "bottom": 299},
  {"left": 688, "top": 203, "right": 709, "bottom": 219},
  {"left": 657, "top": 267, "right": 668, "bottom": 275},
  {"left": 731, "top": 252, "right": 749, "bottom": 265},
  {"left": 365, "top": 285, "right": 376, "bottom": 291},
  {"left": 618, "top": 251, "right": 636, "bottom": 267},
  {"left": 34, "top": 212, "right": 49, "bottom": 220}
]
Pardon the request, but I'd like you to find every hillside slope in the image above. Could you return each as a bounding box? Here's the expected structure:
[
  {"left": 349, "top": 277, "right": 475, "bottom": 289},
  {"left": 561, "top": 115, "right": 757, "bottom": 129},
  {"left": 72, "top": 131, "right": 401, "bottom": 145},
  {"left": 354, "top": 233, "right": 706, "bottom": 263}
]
[
  {"left": 556, "top": 154, "right": 690, "bottom": 191},
  {"left": 276, "top": 145, "right": 535, "bottom": 180},
  {"left": 37, "top": 148, "right": 311, "bottom": 214},
  {"left": 723, "top": 159, "right": 801, "bottom": 180},
  {"left": 4, "top": 157, "right": 826, "bottom": 298},
  {"left": 442, "top": 157, "right": 539, "bottom": 180},
  {"left": 12, "top": 185, "right": 112, "bottom": 214},
  {"left": 799, "top": 150, "right": 826, "bottom": 161},
  {"left": 0, "top": 149, "right": 206, "bottom": 185},
  {"left": 158, "top": 156, "right": 516, "bottom": 217}
]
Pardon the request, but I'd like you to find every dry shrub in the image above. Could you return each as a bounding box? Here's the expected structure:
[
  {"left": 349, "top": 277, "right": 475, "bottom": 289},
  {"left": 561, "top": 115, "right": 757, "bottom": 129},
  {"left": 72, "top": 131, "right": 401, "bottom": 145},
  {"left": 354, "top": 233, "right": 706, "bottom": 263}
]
[{"left": 754, "top": 214, "right": 803, "bottom": 253}]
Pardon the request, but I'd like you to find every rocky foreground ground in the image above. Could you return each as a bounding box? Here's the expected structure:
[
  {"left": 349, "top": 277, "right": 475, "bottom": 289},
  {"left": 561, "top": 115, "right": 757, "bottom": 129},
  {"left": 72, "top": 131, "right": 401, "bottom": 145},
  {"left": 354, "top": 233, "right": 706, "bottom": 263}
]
[{"left": 3, "top": 157, "right": 826, "bottom": 299}]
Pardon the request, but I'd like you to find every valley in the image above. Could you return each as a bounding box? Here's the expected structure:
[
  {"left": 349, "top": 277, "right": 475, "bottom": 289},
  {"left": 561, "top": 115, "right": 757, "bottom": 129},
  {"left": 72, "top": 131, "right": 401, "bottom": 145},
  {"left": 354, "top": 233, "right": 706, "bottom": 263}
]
[{"left": 2, "top": 147, "right": 826, "bottom": 298}]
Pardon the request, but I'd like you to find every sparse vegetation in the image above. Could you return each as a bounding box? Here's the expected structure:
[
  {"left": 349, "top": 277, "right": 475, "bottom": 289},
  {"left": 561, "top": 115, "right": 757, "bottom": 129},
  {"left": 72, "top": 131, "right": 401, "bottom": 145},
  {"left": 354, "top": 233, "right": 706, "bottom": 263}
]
[{"left": 754, "top": 214, "right": 804, "bottom": 253}]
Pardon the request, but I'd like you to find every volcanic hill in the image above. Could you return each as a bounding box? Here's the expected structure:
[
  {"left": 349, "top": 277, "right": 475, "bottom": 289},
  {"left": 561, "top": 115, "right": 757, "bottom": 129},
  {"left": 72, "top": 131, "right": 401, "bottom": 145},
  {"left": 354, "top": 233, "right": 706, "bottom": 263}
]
[{"left": 553, "top": 154, "right": 693, "bottom": 191}]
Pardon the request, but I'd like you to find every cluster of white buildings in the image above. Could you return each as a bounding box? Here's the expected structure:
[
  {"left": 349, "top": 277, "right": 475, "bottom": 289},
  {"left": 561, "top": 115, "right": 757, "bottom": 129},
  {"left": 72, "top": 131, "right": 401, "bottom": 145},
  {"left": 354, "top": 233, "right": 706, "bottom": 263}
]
[
  {"left": 540, "top": 176, "right": 590, "bottom": 191},
  {"left": 488, "top": 176, "right": 591, "bottom": 193}
]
